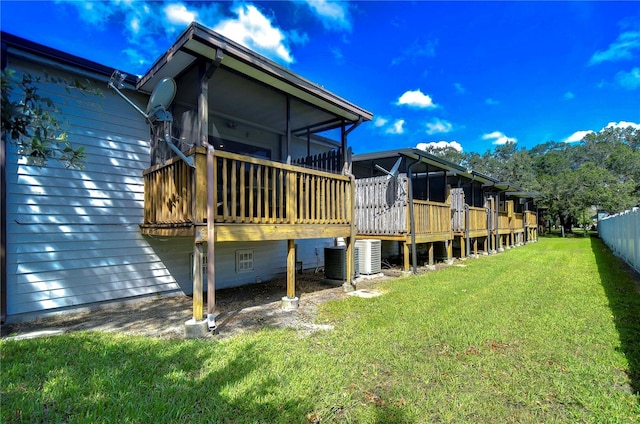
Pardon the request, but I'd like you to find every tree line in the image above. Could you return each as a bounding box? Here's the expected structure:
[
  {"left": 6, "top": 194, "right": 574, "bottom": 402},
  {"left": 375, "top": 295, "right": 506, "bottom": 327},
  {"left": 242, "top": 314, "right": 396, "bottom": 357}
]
[{"left": 431, "top": 126, "right": 640, "bottom": 232}]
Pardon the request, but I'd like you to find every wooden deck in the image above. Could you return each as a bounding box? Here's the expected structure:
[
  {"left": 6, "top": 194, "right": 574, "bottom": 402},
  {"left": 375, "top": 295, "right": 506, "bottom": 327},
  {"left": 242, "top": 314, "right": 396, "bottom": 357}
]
[{"left": 141, "top": 147, "right": 354, "bottom": 243}]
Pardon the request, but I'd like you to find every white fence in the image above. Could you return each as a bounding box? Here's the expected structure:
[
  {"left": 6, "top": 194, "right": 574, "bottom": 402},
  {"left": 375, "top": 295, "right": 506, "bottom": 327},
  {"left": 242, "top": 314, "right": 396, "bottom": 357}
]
[{"left": 598, "top": 207, "right": 640, "bottom": 273}]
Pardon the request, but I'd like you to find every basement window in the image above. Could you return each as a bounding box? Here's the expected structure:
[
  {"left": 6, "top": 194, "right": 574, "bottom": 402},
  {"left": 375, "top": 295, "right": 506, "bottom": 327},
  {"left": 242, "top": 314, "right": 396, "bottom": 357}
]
[{"left": 236, "top": 249, "right": 254, "bottom": 273}]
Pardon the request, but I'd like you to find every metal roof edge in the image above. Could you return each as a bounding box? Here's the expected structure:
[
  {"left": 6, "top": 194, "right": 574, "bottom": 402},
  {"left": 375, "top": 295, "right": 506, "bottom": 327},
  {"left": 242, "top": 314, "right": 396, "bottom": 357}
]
[{"left": 1, "top": 32, "right": 137, "bottom": 85}]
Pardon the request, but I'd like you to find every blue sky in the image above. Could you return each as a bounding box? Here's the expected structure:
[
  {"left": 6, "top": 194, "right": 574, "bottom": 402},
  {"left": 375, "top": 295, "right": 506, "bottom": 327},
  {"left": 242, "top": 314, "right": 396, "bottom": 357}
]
[{"left": 1, "top": 1, "right": 639, "bottom": 155}]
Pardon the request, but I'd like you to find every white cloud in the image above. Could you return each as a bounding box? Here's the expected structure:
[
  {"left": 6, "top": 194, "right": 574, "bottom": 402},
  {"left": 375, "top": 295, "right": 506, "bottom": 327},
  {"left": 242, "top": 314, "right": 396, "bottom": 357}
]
[
  {"left": 59, "top": 1, "right": 298, "bottom": 68},
  {"left": 396, "top": 89, "right": 438, "bottom": 109},
  {"left": 564, "top": 91, "right": 575, "bottom": 100},
  {"left": 164, "top": 3, "right": 197, "bottom": 25},
  {"left": 374, "top": 117, "right": 389, "bottom": 127},
  {"left": 214, "top": 4, "right": 295, "bottom": 64},
  {"left": 454, "top": 82, "right": 465, "bottom": 94},
  {"left": 605, "top": 121, "right": 640, "bottom": 130},
  {"left": 482, "top": 131, "right": 517, "bottom": 145},
  {"left": 485, "top": 98, "right": 499, "bottom": 106},
  {"left": 386, "top": 119, "right": 405, "bottom": 135},
  {"left": 425, "top": 118, "right": 453, "bottom": 135},
  {"left": 562, "top": 121, "right": 640, "bottom": 143},
  {"left": 615, "top": 67, "right": 640, "bottom": 90},
  {"left": 562, "top": 130, "right": 594, "bottom": 143},
  {"left": 302, "top": 0, "right": 351, "bottom": 31},
  {"left": 589, "top": 30, "right": 640, "bottom": 65},
  {"left": 416, "top": 141, "right": 463, "bottom": 153}
]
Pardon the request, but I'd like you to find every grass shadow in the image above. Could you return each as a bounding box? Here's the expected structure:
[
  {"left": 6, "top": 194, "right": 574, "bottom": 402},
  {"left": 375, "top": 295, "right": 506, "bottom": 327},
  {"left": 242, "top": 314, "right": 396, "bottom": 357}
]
[
  {"left": 1, "top": 334, "right": 315, "bottom": 422},
  {"left": 590, "top": 235, "right": 640, "bottom": 396}
]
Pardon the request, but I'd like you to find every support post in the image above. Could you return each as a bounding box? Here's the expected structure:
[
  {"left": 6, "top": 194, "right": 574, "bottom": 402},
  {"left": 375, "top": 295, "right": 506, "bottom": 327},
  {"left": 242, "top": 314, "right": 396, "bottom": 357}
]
[
  {"left": 193, "top": 243, "right": 203, "bottom": 320},
  {"left": 185, "top": 242, "right": 208, "bottom": 338},
  {"left": 403, "top": 242, "right": 410, "bottom": 272},
  {"left": 427, "top": 242, "right": 435, "bottom": 270},
  {"left": 282, "top": 239, "right": 299, "bottom": 310},
  {"left": 344, "top": 236, "right": 356, "bottom": 291}
]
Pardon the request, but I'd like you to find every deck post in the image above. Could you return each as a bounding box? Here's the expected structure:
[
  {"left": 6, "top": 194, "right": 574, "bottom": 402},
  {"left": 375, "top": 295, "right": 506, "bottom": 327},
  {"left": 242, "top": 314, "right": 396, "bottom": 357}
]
[
  {"left": 185, "top": 242, "right": 208, "bottom": 338},
  {"left": 427, "top": 243, "right": 435, "bottom": 269},
  {"left": 344, "top": 236, "right": 356, "bottom": 291},
  {"left": 403, "top": 242, "right": 410, "bottom": 272},
  {"left": 282, "top": 239, "right": 299, "bottom": 310},
  {"left": 459, "top": 235, "right": 465, "bottom": 259}
]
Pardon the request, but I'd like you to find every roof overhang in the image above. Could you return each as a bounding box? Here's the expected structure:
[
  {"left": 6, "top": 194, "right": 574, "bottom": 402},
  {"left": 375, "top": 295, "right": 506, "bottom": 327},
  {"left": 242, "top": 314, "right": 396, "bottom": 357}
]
[
  {"left": 352, "top": 148, "right": 467, "bottom": 177},
  {"left": 136, "top": 23, "right": 372, "bottom": 131},
  {"left": 506, "top": 191, "right": 544, "bottom": 199}
]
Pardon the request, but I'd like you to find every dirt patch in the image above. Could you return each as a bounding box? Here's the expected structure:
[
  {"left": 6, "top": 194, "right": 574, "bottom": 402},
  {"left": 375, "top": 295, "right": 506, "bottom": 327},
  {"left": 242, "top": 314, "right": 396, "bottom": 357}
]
[{"left": 1, "top": 271, "right": 393, "bottom": 340}]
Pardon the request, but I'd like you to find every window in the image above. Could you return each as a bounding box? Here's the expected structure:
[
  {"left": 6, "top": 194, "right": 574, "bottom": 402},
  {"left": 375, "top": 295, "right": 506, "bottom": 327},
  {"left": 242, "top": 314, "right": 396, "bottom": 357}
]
[
  {"left": 209, "top": 136, "right": 271, "bottom": 159},
  {"left": 236, "top": 249, "right": 254, "bottom": 273}
]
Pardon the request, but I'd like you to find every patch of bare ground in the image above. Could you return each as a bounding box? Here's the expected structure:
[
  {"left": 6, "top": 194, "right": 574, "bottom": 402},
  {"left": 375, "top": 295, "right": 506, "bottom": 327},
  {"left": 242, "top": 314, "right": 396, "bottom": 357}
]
[
  {"left": 1, "top": 257, "right": 468, "bottom": 340},
  {"left": 1, "top": 270, "right": 393, "bottom": 340}
]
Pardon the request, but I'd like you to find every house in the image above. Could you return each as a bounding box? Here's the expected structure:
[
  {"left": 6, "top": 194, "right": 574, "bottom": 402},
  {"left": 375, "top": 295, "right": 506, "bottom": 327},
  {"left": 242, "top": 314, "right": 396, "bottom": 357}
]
[
  {"left": 352, "top": 149, "right": 465, "bottom": 273},
  {"left": 351, "top": 148, "right": 539, "bottom": 273},
  {"left": 1, "top": 23, "right": 372, "bottom": 328}
]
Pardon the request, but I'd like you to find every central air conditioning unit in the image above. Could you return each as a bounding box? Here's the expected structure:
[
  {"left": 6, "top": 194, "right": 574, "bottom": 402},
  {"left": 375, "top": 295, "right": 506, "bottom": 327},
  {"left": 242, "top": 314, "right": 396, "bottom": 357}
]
[
  {"left": 325, "top": 247, "right": 346, "bottom": 281},
  {"left": 324, "top": 246, "right": 360, "bottom": 281},
  {"left": 355, "top": 239, "right": 381, "bottom": 275}
]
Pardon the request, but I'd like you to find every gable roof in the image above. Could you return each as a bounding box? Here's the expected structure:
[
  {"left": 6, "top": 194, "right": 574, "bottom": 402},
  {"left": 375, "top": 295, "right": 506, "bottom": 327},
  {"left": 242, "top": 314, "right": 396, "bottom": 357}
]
[{"left": 136, "top": 22, "right": 372, "bottom": 135}]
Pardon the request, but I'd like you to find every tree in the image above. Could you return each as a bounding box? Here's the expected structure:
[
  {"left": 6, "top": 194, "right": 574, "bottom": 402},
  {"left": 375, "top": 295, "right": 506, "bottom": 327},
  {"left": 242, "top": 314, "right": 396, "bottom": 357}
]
[
  {"left": 1, "top": 68, "right": 102, "bottom": 169},
  {"left": 532, "top": 127, "right": 640, "bottom": 232}
]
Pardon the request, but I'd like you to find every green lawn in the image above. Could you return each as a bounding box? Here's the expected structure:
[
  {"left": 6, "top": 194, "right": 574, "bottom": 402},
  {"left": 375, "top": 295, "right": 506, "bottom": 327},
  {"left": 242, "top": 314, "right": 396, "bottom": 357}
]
[{"left": 2, "top": 237, "right": 639, "bottom": 423}]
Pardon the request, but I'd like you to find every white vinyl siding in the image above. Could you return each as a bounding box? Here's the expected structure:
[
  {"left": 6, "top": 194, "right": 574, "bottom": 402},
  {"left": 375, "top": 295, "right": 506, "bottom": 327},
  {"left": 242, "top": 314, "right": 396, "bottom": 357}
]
[{"left": 4, "top": 58, "right": 180, "bottom": 319}]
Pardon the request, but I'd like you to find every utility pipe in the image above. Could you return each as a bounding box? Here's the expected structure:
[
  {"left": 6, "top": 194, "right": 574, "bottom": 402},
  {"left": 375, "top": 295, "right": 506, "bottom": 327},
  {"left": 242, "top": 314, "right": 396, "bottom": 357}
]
[
  {"left": 464, "top": 203, "right": 471, "bottom": 257},
  {"left": 407, "top": 155, "right": 423, "bottom": 274}
]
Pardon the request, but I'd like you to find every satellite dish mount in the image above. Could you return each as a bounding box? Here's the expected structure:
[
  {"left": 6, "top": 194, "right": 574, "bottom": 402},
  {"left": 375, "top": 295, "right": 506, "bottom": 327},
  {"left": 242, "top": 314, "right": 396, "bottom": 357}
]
[{"left": 108, "top": 70, "right": 193, "bottom": 167}]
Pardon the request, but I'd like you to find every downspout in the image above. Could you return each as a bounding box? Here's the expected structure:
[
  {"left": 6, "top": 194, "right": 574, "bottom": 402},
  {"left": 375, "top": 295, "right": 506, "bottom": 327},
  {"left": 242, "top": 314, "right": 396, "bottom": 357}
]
[
  {"left": 486, "top": 194, "right": 492, "bottom": 253},
  {"left": 494, "top": 193, "right": 500, "bottom": 252},
  {"left": 341, "top": 118, "right": 362, "bottom": 286},
  {"left": 407, "top": 155, "right": 423, "bottom": 274},
  {"left": 285, "top": 96, "right": 291, "bottom": 164},
  {"left": 1, "top": 41, "right": 6, "bottom": 323},
  {"left": 464, "top": 203, "right": 470, "bottom": 257},
  {"left": 203, "top": 49, "right": 223, "bottom": 331},
  {"left": 0, "top": 94, "right": 5, "bottom": 323}
]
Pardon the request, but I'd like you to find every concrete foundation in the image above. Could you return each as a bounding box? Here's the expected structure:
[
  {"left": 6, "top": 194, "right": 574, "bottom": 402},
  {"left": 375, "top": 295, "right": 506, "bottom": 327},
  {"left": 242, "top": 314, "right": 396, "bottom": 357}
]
[
  {"left": 342, "top": 282, "right": 355, "bottom": 292},
  {"left": 184, "top": 318, "right": 208, "bottom": 338},
  {"left": 281, "top": 296, "right": 299, "bottom": 310}
]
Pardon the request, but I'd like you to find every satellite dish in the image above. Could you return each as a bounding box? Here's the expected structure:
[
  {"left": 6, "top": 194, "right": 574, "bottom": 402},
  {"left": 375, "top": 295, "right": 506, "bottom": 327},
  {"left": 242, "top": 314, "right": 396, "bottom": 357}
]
[
  {"left": 146, "top": 78, "right": 177, "bottom": 115},
  {"left": 375, "top": 157, "right": 405, "bottom": 206},
  {"left": 375, "top": 157, "right": 402, "bottom": 180}
]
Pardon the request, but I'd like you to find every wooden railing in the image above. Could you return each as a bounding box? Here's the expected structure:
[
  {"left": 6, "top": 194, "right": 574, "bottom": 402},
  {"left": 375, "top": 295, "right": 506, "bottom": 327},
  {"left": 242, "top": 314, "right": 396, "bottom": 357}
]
[
  {"left": 143, "top": 148, "right": 351, "bottom": 227},
  {"left": 525, "top": 211, "right": 537, "bottom": 227},
  {"left": 143, "top": 154, "right": 201, "bottom": 226},
  {"left": 512, "top": 213, "right": 524, "bottom": 230},
  {"left": 413, "top": 200, "right": 451, "bottom": 235},
  {"left": 214, "top": 150, "right": 351, "bottom": 225},
  {"left": 497, "top": 212, "right": 510, "bottom": 232},
  {"left": 292, "top": 148, "right": 343, "bottom": 174},
  {"left": 468, "top": 206, "right": 488, "bottom": 232},
  {"left": 354, "top": 175, "right": 407, "bottom": 235}
]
